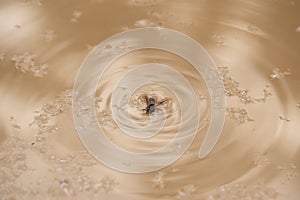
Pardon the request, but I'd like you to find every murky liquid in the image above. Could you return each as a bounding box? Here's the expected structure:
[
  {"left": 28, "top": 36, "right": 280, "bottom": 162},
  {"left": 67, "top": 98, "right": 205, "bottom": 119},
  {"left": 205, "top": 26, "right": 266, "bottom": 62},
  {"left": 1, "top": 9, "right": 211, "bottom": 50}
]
[{"left": 0, "top": 0, "right": 299, "bottom": 199}]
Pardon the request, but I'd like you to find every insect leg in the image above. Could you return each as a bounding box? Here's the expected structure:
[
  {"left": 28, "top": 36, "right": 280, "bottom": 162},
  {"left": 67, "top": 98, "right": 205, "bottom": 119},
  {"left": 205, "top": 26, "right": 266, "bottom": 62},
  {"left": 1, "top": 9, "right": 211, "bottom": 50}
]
[{"left": 157, "top": 99, "right": 168, "bottom": 106}]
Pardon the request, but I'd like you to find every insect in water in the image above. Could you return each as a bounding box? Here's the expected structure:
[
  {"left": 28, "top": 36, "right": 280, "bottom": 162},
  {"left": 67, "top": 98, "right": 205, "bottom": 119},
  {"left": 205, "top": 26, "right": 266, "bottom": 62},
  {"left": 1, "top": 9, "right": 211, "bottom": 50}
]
[{"left": 141, "top": 95, "right": 169, "bottom": 115}]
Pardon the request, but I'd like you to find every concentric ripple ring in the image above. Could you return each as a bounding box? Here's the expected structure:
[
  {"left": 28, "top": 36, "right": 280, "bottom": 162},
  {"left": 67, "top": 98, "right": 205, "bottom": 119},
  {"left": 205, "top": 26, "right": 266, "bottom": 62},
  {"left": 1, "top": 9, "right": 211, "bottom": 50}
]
[
  {"left": 112, "top": 64, "right": 197, "bottom": 139},
  {"left": 72, "top": 28, "right": 226, "bottom": 173}
]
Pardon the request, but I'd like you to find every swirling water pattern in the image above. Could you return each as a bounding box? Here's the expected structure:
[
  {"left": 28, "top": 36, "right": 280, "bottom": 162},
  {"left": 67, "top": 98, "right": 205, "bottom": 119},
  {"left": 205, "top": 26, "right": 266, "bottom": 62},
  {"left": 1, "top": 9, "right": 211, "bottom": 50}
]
[{"left": 0, "top": 0, "right": 299, "bottom": 199}]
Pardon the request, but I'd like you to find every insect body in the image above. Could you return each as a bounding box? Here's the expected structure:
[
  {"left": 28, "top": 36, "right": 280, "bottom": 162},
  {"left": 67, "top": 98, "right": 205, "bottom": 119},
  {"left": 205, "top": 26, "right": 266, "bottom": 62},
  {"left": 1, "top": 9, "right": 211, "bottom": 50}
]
[
  {"left": 142, "top": 95, "right": 168, "bottom": 115},
  {"left": 144, "top": 97, "right": 156, "bottom": 114}
]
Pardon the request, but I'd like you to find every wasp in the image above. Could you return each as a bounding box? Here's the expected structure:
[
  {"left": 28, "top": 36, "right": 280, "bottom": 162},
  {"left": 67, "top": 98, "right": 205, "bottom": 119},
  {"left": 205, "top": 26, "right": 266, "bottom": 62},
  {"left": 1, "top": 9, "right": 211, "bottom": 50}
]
[{"left": 141, "top": 95, "right": 169, "bottom": 115}]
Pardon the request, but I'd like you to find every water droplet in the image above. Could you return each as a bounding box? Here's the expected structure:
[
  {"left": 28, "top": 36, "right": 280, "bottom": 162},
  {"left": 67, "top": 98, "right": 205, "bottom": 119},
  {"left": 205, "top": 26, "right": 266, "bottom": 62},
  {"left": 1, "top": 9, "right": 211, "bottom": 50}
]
[
  {"left": 11, "top": 53, "right": 48, "bottom": 77},
  {"left": 290, "top": 163, "right": 296, "bottom": 169},
  {"left": 213, "top": 33, "right": 225, "bottom": 46},
  {"left": 134, "top": 19, "right": 155, "bottom": 27},
  {"left": 270, "top": 68, "right": 290, "bottom": 80},
  {"left": 176, "top": 184, "right": 196, "bottom": 199},
  {"left": 83, "top": 182, "right": 91, "bottom": 191},
  {"left": 40, "top": 30, "right": 56, "bottom": 42},
  {"left": 227, "top": 107, "right": 254, "bottom": 125},
  {"left": 153, "top": 171, "right": 166, "bottom": 189},
  {"left": 199, "top": 95, "right": 207, "bottom": 102},
  {"left": 96, "top": 176, "right": 119, "bottom": 193},
  {"left": 170, "top": 166, "right": 179, "bottom": 173},
  {"left": 253, "top": 153, "right": 270, "bottom": 166},
  {"left": 219, "top": 67, "right": 271, "bottom": 104},
  {"left": 59, "top": 159, "right": 67, "bottom": 164}
]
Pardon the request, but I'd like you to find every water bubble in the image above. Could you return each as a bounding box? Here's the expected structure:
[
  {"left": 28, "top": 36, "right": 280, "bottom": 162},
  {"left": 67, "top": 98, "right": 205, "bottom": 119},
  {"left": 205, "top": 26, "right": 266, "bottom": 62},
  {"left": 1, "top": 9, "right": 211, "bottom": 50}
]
[
  {"left": 253, "top": 153, "right": 270, "bottom": 166},
  {"left": 176, "top": 184, "right": 196, "bottom": 199},
  {"left": 60, "top": 180, "right": 68, "bottom": 188},
  {"left": 277, "top": 163, "right": 298, "bottom": 184},
  {"left": 213, "top": 33, "right": 225, "bottom": 46},
  {"left": 40, "top": 30, "right": 56, "bottom": 42},
  {"left": 134, "top": 19, "right": 156, "bottom": 27},
  {"left": 11, "top": 53, "right": 48, "bottom": 77},
  {"left": 219, "top": 67, "right": 271, "bottom": 104},
  {"left": 60, "top": 159, "right": 67, "bottom": 164},
  {"left": 97, "top": 176, "right": 118, "bottom": 193},
  {"left": 210, "top": 183, "right": 278, "bottom": 200},
  {"left": 227, "top": 107, "right": 254, "bottom": 125},
  {"left": 153, "top": 171, "right": 166, "bottom": 189},
  {"left": 83, "top": 182, "right": 91, "bottom": 191},
  {"left": 270, "top": 68, "right": 291, "bottom": 80},
  {"left": 290, "top": 163, "right": 296, "bottom": 169}
]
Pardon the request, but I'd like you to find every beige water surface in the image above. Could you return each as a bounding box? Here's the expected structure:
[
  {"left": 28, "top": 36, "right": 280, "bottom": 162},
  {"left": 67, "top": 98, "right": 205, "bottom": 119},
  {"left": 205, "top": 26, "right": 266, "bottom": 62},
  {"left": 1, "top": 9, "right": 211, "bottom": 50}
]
[{"left": 0, "top": 0, "right": 299, "bottom": 199}]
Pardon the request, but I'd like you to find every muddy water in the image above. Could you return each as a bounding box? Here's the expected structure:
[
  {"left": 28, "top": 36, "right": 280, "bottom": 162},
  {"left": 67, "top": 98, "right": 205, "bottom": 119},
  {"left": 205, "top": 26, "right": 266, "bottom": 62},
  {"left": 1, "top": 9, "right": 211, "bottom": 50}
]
[{"left": 0, "top": 0, "right": 300, "bottom": 199}]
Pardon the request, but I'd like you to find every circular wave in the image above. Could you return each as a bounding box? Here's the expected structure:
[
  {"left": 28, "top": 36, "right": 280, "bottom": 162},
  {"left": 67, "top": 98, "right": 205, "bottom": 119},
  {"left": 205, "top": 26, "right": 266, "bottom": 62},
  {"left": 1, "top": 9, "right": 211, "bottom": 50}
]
[{"left": 72, "top": 27, "right": 226, "bottom": 173}]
